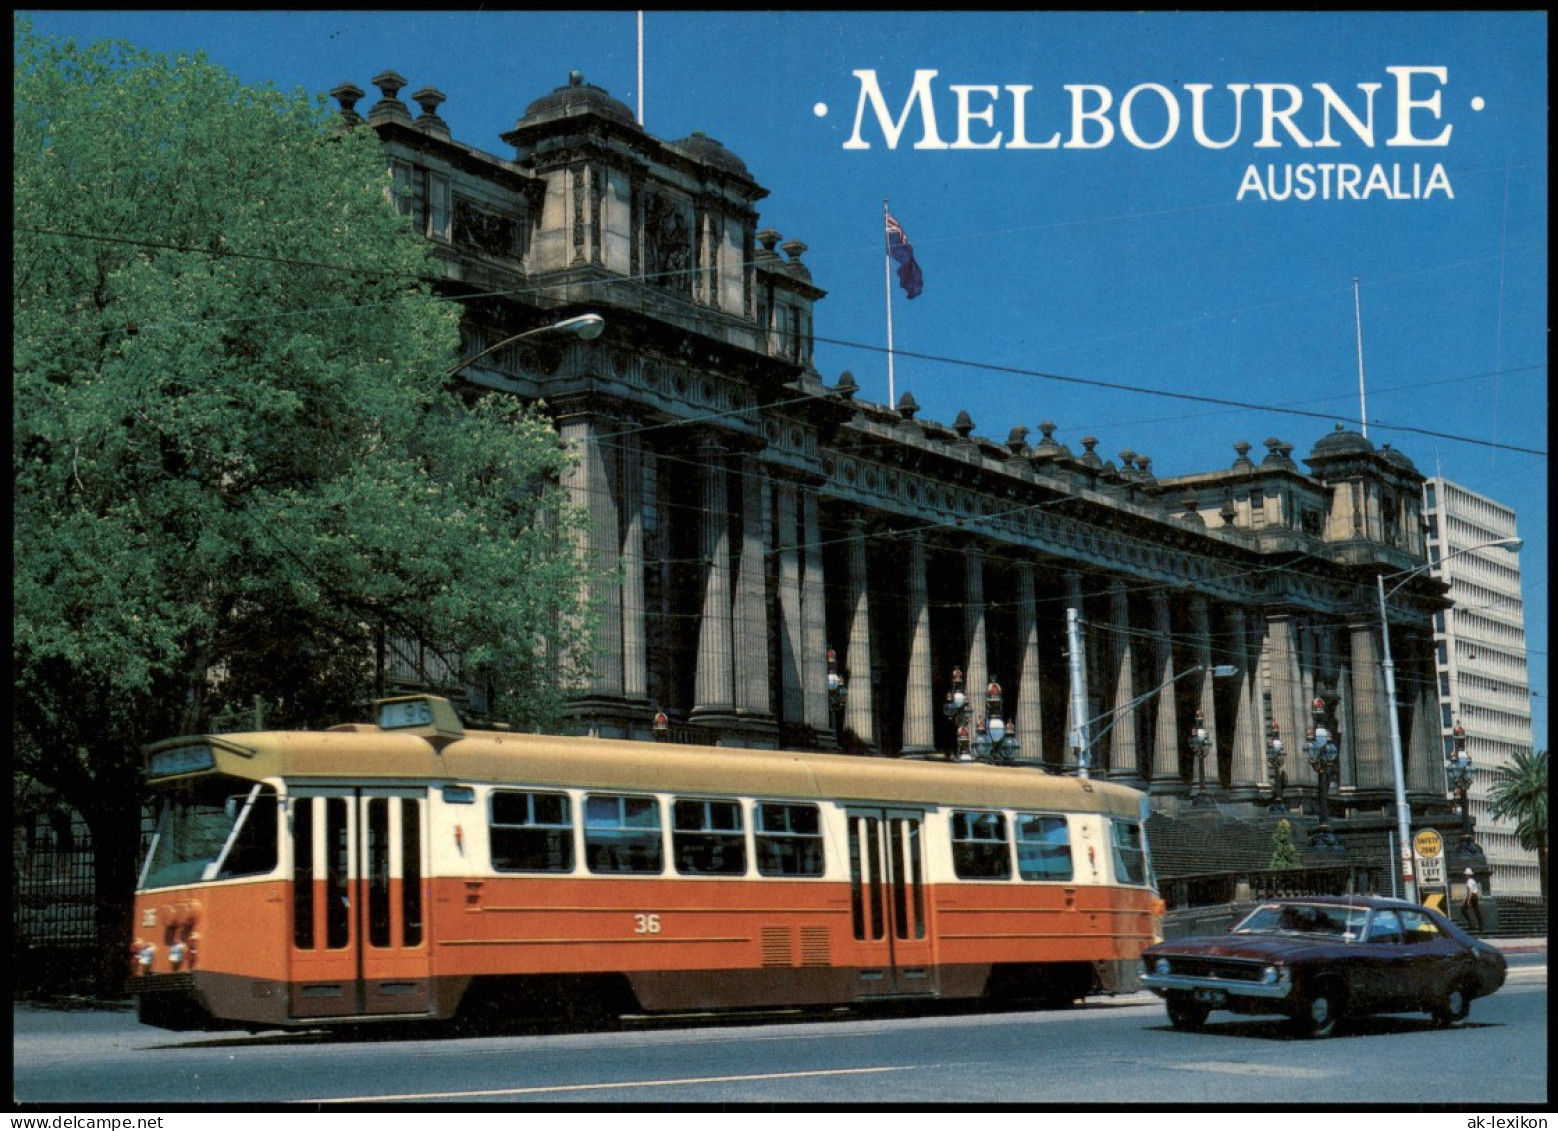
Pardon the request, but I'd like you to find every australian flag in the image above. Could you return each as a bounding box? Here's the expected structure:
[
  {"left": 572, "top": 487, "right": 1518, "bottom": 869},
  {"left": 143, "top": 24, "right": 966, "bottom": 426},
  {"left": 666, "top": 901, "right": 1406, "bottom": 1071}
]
[{"left": 885, "top": 210, "right": 923, "bottom": 299}]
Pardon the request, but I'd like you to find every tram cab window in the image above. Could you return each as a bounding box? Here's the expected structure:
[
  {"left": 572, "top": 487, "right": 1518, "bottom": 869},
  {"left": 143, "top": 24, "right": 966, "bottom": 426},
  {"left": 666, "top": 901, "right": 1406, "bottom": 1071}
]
[
  {"left": 584, "top": 794, "right": 664, "bottom": 874},
  {"left": 951, "top": 811, "right": 1011, "bottom": 880},
  {"left": 672, "top": 799, "right": 746, "bottom": 875},
  {"left": 490, "top": 790, "right": 574, "bottom": 873},
  {"left": 754, "top": 802, "right": 824, "bottom": 877},
  {"left": 1108, "top": 818, "right": 1149, "bottom": 885},
  {"left": 141, "top": 780, "right": 279, "bottom": 890},
  {"left": 1015, "top": 814, "right": 1073, "bottom": 881}
]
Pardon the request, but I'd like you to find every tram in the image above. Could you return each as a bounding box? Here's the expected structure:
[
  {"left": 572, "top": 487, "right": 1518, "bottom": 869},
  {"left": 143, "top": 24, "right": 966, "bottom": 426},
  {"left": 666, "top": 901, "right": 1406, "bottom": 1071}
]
[{"left": 127, "top": 695, "right": 1162, "bottom": 1031}]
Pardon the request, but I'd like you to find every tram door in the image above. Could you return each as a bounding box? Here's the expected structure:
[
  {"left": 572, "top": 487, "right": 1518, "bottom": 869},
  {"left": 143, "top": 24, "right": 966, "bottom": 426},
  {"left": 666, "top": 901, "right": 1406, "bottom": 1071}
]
[
  {"left": 845, "top": 808, "right": 935, "bottom": 996},
  {"left": 287, "top": 787, "right": 431, "bottom": 1019}
]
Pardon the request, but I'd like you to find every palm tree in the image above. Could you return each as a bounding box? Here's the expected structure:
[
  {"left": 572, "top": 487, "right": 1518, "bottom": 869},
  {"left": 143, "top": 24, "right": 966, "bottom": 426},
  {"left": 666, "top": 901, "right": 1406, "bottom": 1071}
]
[{"left": 1488, "top": 749, "right": 1548, "bottom": 904}]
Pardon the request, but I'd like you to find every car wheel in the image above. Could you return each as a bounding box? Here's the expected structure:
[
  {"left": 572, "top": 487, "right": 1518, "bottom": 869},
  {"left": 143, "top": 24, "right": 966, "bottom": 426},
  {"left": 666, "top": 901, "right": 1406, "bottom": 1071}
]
[
  {"left": 1166, "top": 993, "right": 1209, "bottom": 1031},
  {"left": 1292, "top": 981, "right": 1342, "bottom": 1038},
  {"left": 1431, "top": 983, "right": 1471, "bottom": 1028}
]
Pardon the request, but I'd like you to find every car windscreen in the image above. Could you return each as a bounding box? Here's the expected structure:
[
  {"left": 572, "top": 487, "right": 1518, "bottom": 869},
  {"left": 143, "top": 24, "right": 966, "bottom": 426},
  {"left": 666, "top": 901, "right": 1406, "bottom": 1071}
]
[{"left": 1233, "top": 902, "right": 1367, "bottom": 939}]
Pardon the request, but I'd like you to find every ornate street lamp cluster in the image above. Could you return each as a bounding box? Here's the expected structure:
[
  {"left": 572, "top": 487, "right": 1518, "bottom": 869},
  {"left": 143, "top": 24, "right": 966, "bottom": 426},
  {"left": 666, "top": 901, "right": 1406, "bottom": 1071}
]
[
  {"left": 1265, "top": 722, "right": 1288, "bottom": 814},
  {"left": 1445, "top": 719, "right": 1479, "bottom": 855},
  {"left": 941, "top": 667, "right": 1020, "bottom": 763},
  {"left": 1188, "top": 710, "right": 1215, "bottom": 808},
  {"left": 1306, "top": 695, "right": 1341, "bottom": 847}
]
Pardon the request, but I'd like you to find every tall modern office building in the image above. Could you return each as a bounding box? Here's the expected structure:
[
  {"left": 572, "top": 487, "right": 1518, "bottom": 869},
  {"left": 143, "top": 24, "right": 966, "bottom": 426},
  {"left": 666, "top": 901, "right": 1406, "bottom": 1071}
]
[{"left": 1422, "top": 477, "right": 1538, "bottom": 896}]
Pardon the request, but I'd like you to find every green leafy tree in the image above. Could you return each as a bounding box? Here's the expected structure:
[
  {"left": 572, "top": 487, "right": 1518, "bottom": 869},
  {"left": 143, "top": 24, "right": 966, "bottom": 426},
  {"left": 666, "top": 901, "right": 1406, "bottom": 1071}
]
[
  {"left": 1488, "top": 749, "right": 1548, "bottom": 904},
  {"left": 1269, "top": 818, "right": 1303, "bottom": 870},
  {"left": 14, "top": 19, "right": 591, "bottom": 990}
]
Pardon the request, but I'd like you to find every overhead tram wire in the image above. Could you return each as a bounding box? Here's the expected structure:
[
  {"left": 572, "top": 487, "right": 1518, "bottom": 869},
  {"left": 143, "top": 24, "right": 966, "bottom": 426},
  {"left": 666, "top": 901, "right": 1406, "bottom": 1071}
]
[{"left": 25, "top": 224, "right": 1544, "bottom": 458}]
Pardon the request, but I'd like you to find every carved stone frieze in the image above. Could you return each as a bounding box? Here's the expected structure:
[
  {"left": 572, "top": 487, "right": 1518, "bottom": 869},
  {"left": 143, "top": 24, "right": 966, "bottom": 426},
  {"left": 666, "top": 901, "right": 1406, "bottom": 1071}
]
[{"left": 452, "top": 197, "right": 521, "bottom": 259}]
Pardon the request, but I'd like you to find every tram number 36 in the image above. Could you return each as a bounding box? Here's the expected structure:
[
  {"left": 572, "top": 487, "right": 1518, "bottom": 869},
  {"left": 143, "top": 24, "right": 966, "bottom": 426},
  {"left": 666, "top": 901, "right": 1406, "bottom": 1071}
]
[{"left": 634, "top": 913, "right": 661, "bottom": 935}]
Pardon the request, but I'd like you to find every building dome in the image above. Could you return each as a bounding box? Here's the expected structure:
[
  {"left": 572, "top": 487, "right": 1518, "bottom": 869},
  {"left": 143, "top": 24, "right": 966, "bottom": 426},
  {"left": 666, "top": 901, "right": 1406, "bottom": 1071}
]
[
  {"left": 1309, "top": 423, "right": 1375, "bottom": 459},
  {"left": 522, "top": 71, "right": 638, "bottom": 129},
  {"left": 1380, "top": 443, "right": 1417, "bottom": 471},
  {"left": 670, "top": 130, "right": 752, "bottom": 179}
]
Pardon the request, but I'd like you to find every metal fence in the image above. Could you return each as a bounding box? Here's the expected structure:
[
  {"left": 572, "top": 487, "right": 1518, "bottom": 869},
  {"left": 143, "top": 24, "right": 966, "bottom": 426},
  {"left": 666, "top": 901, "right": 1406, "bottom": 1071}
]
[{"left": 13, "top": 808, "right": 156, "bottom": 994}]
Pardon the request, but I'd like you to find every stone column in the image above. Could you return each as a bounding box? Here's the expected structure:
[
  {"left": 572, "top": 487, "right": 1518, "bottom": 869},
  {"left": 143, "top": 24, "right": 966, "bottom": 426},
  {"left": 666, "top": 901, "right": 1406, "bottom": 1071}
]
[
  {"left": 842, "top": 515, "right": 876, "bottom": 751},
  {"left": 1227, "top": 607, "right": 1263, "bottom": 800},
  {"left": 1107, "top": 580, "right": 1141, "bottom": 786},
  {"left": 1148, "top": 592, "right": 1182, "bottom": 797},
  {"left": 1191, "top": 595, "right": 1218, "bottom": 794},
  {"left": 734, "top": 458, "right": 774, "bottom": 741},
  {"left": 774, "top": 482, "right": 805, "bottom": 728},
  {"left": 963, "top": 547, "right": 989, "bottom": 722},
  {"left": 1407, "top": 633, "right": 1443, "bottom": 796},
  {"left": 1014, "top": 560, "right": 1043, "bottom": 764},
  {"left": 1266, "top": 614, "right": 1309, "bottom": 790},
  {"left": 800, "top": 489, "right": 832, "bottom": 743},
  {"left": 691, "top": 443, "right": 734, "bottom": 724},
  {"left": 620, "top": 426, "right": 646, "bottom": 703},
  {"left": 559, "top": 413, "right": 622, "bottom": 698},
  {"left": 900, "top": 530, "right": 935, "bottom": 755},
  {"left": 1348, "top": 620, "right": 1390, "bottom": 795}
]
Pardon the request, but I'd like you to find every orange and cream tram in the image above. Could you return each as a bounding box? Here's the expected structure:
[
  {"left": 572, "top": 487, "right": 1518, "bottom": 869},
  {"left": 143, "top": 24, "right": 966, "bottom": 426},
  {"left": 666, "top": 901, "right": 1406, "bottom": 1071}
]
[{"left": 128, "top": 695, "right": 1162, "bottom": 1031}]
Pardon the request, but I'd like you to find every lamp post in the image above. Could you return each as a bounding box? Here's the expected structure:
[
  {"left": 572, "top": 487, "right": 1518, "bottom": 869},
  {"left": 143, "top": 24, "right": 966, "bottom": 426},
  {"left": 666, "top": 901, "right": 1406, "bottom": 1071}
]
[
  {"left": 1307, "top": 695, "right": 1341, "bottom": 848},
  {"left": 1188, "top": 710, "right": 1214, "bottom": 808},
  {"left": 651, "top": 710, "right": 670, "bottom": 742},
  {"left": 826, "top": 648, "right": 848, "bottom": 730},
  {"left": 940, "top": 669, "right": 1020, "bottom": 762},
  {"left": 968, "top": 679, "right": 1021, "bottom": 763},
  {"left": 1378, "top": 536, "right": 1521, "bottom": 903},
  {"left": 1445, "top": 719, "right": 1479, "bottom": 854},
  {"left": 1266, "top": 722, "right": 1289, "bottom": 814},
  {"left": 442, "top": 313, "right": 605, "bottom": 380}
]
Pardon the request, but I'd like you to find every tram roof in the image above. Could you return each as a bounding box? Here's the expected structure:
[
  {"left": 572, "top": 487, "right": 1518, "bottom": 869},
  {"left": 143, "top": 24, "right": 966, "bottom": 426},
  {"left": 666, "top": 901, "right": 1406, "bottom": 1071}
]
[{"left": 149, "top": 727, "right": 1144, "bottom": 817}]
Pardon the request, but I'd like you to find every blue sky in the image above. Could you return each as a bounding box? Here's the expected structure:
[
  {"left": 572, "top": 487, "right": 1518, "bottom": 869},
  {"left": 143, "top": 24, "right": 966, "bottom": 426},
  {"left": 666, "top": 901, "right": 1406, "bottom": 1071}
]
[{"left": 21, "top": 11, "right": 1548, "bottom": 748}]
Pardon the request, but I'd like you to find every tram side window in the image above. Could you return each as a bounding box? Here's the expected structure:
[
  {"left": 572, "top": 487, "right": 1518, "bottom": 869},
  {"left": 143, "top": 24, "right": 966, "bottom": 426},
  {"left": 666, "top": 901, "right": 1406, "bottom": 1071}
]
[
  {"left": 951, "top": 811, "right": 1011, "bottom": 880},
  {"left": 754, "top": 802, "right": 824, "bottom": 877},
  {"left": 672, "top": 799, "right": 746, "bottom": 875},
  {"left": 490, "top": 790, "right": 574, "bottom": 873},
  {"left": 1015, "top": 814, "right": 1073, "bottom": 881},
  {"left": 584, "top": 794, "right": 664, "bottom": 874},
  {"left": 1109, "top": 819, "right": 1148, "bottom": 886}
]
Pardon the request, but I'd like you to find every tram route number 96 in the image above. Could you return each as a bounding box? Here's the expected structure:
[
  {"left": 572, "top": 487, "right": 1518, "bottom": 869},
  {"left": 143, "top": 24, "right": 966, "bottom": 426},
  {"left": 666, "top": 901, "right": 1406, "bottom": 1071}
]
[{"left": 634, "top": 914, "right": 662, "bottom": 935}]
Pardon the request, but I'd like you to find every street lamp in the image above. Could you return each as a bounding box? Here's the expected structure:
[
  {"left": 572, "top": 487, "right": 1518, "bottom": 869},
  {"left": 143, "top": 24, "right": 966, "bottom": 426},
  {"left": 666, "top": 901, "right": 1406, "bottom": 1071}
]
[
  {"left": 969, "top": 679, "right": 1021, "bottom": 763},
  {"left": 1307, "top": 695, "right": 1341, "bottom": 848},
  {"left": 826, "top": 648, "right": 848, "bottom": 725},
  {"left": 1445, "top": 719, "right": 1479, "bottom": 854},
  {"left": 443, "top": 312, "right": 605, "bottom": 380},
  {"left": 1188, "top": 710, "right": 1214, "bottom": 808},
  {"left": 1379, "top": 536, "right": 1521, "bottom": 903},
  {"left": 1266, "top": 721, "right": 1289, "bottom": 814},
  {"left": 1072, "top": 663, "right": 1238, "bottom": 778},
  {"left": 942, "top": 667, "right": 972, "bottom": 760}
]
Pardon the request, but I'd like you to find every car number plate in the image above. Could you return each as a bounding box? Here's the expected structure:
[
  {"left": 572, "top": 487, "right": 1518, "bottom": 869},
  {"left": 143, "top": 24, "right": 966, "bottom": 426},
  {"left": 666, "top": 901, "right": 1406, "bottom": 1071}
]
[{"left": 1194, "top": 989, "right": 1228, "bottom": 1006}]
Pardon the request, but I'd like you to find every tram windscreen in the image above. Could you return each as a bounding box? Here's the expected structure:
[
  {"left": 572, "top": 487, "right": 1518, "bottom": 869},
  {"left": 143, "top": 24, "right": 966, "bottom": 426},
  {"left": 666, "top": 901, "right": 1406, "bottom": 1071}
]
[{"left": 140, "top": 778, "right": 279, "bottom": 889}]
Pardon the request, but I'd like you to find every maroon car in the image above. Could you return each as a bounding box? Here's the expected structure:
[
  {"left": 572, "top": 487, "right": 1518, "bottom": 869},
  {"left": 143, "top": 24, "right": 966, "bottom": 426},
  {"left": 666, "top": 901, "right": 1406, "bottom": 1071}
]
[{"left": 1141, "top": 895, "right": 1507, "bottom": 1037}]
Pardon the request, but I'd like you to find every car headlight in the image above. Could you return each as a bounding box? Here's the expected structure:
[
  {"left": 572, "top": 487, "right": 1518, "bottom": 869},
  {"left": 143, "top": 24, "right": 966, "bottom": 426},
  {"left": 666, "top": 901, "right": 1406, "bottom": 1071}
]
[
  {"left": 1154, "top": 958, "right": 1171, "bottom": 976},
  {"left": 1260, "top": 964, "right": 1285, "bottom": 985}
]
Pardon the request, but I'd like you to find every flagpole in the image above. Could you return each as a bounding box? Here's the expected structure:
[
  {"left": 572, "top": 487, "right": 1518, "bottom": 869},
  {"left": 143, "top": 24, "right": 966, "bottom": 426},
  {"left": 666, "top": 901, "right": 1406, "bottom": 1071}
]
[
  {"left": 1353, "top": 275, "right": 1367, "bottom": 439},
  {"left": 884, "top": 199, "right": 896, "bottom": 409}
]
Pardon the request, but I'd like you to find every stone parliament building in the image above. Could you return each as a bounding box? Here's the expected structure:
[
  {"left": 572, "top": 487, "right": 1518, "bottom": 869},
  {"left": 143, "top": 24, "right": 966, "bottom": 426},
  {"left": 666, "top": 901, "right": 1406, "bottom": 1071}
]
[{"left": 341, "top": 70, "right": 1468, "bottom": 869}]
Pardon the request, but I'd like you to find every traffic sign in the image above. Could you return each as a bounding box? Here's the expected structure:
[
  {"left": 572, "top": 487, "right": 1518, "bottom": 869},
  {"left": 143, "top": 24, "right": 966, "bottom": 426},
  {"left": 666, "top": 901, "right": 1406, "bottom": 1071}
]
[{"left": 1413, "top": 828, "right": 1447, "bottom": 890}]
